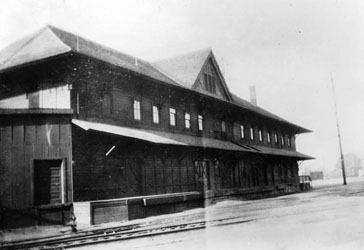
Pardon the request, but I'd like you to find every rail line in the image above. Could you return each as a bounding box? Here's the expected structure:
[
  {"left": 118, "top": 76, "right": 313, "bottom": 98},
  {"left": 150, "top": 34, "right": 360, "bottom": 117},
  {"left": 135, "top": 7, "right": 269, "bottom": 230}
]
[{"left": 2, "top": 217, "right": 253, "bottom": 249}]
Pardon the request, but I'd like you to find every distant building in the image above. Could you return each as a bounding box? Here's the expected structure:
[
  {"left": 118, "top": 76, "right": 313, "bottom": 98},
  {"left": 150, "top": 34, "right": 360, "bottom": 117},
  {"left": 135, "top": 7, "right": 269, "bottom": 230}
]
[
  {"left": 327, "top": 153, "right": 363, "bottom": 179},
  {"left": 0, "top": 26, "right": 313, "bottom": 228},
  {"left": 310, "top": 171, "right": 324, "bottom": 180}
]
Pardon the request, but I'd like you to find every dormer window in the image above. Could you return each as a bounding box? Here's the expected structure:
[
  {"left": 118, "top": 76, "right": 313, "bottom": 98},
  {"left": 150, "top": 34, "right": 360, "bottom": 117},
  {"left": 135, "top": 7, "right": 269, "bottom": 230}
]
[{"left": 204, "top": 64, "right": 216, "bottom": 94}]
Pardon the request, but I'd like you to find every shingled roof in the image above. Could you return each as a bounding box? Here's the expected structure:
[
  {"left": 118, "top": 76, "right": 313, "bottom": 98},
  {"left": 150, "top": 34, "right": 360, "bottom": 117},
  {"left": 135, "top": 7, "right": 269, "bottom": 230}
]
[
  {"left": 231, "top": 94, "right": 310, "bottom": 132},
  {"left": 0, "top": 25, "right": 177, "bottom": 85},
  {"left": 0, "top": 25, "right": 310, "bottom": 133},
  {"left": 152, "top": 48, "right": 211, "bottom": 88}
]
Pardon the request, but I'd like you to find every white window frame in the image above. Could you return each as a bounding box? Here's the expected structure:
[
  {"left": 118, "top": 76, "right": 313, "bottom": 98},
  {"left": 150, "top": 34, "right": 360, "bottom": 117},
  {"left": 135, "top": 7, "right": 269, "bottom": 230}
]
[
  {"left": 267, "top": 132, "right": 271, "bottom": 143},
  {"left": 240, "top": 125, "right": 245, "bottom": 139},
  {"left": 133, "top": 100, "right": 141, "bottom": 120},
  {"left": 169, "top": 108, "right": 176, "bottom": 126},
  {"left": 198, "top": 115, "right": 203, "bottom": 131},
  {"left": 259, "top": 129, "right": 263, "bottom": 142},
  {"left": 250, "top": 128, "right": 254, "bottom": 140},
  {"left": 185, "top": 112, "right": 191, "bottom": 129},
  {"left": 152, "top": 105, "right": 159, "bottom": 124},
  {"left": 221, "top": 120, "right": 226, "bottom": 133}
]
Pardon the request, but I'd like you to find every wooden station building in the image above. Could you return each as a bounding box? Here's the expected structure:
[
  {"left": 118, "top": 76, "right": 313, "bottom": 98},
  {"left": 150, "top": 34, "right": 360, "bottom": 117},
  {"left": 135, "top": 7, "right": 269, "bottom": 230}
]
[{"left": 0, "top": 26, "right": 313, "bottom": 228}]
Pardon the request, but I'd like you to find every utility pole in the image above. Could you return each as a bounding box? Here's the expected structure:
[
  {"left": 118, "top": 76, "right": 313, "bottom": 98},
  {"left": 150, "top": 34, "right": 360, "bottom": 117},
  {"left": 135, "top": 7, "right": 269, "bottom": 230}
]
[{"left": 331, "top": 74, "right": 346, "bottom": 185}]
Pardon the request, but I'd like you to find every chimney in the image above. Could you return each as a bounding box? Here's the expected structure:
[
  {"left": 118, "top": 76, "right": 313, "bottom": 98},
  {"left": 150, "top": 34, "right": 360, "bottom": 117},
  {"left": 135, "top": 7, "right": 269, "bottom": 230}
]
[{"left": 249, "top": 86, "right": 257, "bottom": 106}]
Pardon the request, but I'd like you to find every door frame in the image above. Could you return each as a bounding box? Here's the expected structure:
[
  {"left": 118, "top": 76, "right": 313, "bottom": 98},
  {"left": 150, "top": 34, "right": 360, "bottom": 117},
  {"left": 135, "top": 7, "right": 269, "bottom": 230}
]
[{"left": 32, "top": 158, "right": 66, "bottom": 206}]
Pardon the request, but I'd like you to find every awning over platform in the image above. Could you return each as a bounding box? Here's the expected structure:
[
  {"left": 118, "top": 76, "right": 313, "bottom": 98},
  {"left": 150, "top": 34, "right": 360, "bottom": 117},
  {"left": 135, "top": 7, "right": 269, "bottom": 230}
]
[
  {"left": 72, "top": 119, "right": 313, "bottom": 160},
  {"left": 72, "top": 119, "right": 247, "bottom": 152},
  {"left": 253, "top": 145, "right": 314, "bottom": 160}
]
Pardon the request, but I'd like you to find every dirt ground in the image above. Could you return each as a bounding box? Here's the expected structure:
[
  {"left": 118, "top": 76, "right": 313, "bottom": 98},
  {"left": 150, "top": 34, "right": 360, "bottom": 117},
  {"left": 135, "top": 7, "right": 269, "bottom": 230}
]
[
  {"left": 2, "top": 177, "right": 364, "bottom": 250},
  {"left": 79, "top": 176, "right": 364, "bottom": 250}
]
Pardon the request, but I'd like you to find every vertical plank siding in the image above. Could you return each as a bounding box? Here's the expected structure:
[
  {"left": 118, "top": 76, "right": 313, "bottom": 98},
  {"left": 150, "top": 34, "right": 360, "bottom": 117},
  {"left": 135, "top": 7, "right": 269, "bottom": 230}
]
[
  {"left": 72, "top": 125, "right": 299, "bottom": 203},
  {"left": 0, "top": 53, "right": 303, "bottom": 226},
  {"left": 0, "top": 114, "right": 72, "bottom": 210}
]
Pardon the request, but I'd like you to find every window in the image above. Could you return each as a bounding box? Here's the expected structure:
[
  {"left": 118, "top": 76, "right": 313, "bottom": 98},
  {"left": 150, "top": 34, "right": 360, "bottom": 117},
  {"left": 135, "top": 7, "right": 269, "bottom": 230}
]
[
  {"left": 240, "top": 125, "right": 245, "bottom": 139},
  {"left": 267, "top": 132, "right": 271, "bottom": 143},
  {"left": 185, "top": 112, "right": 191, "bottom": 129},
  {"left": 281, "top": 136, "right": 285, "bottom": 146},
  {"left": 274, "top": 133, "right": 278, "bottom": 144},
  {"left": 133, "top": 100, "right": 141, "bottom": 120},
  {"left": 259, "top": 129, "right": 263, "bottom": 142},
  {"left": 101, "top": 93, "right": 112, "bottom": 115},
  {"left": 204, "top": 64, "right": 216, "bottom": 94},
  {"left": 287, "top": 137, "right": 291, "bottom": 147},
  {"left": 221, "top": 120, "right": 226, "bottom": 133},
  {"left": 152, "top": 105, "right": 159, "bottom": 124},
  {"left": 169, "top": 108, "right": 176, "bottom": 126},
  {"left": 204, "top": 74, "right": 216, "bottom": 94},
  {"left": 250, "top": 128, "right": 254, "bottom": 140},
  {"left": 198, "top": 115, "right": 203, "bottom": 131}
]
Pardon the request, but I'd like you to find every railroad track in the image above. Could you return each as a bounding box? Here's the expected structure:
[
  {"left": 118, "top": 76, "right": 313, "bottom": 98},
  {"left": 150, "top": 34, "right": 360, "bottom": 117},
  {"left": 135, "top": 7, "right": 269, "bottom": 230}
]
[{"left": 2, "top": 217, "right": 253, "bottom": 250}]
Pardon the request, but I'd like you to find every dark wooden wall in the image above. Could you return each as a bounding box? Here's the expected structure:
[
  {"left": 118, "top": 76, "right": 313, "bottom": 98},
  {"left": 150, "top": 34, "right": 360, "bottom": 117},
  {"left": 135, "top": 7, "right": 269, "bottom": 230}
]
[
  {"left": 0, "top": 54, "right": 301, "bottom": 207},
  {"left": 72, "top": 127, "right": 299, "bottom": 202},
  {"left": 67, "top": 54, "right": 297, "bottom": 152},
  {"left": 0, "top": 114, "right": 72, "bottom": 210}
]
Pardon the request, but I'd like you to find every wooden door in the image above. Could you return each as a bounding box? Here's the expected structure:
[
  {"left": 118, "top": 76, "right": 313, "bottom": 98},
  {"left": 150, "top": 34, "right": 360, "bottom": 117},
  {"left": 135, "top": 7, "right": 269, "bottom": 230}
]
[
  {"left": 124, "top": 158, "right": 142, "bottom": 196},
  {"left": 194, "top": 160, "right": 210, "bottom": 191},
  {"left": 34, "top": 160, "right": 63, "bottom": 206}
]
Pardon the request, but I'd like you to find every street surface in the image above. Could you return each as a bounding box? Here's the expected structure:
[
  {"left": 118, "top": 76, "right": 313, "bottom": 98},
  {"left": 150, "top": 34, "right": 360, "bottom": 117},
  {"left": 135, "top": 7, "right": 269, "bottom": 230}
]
[{"left": 79, "top": 177, "right": 364, "bottom": 250}]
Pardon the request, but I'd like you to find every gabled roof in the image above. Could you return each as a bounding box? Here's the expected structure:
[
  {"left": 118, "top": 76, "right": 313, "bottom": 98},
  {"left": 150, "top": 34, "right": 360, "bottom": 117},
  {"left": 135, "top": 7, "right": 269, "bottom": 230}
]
[
  {"left": 152, "top": 48, "right": 211, "bottom": 88},
  {"left": 0, "top": 27, "right": 71, "bottom": 71},
  {"left": 152, "top": 49, "right": 233, "bottom": 101},
  {"left": 0, "top": 25, "right": 177, "bottom": 85},
  {"left": 0, "top": 25, "right": 311, "bottom": 134}
]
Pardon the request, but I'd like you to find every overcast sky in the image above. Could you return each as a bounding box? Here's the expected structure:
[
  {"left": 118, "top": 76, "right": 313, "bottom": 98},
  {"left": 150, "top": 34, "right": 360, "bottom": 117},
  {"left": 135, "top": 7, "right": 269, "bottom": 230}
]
[{"left": 1, "top": 0, "right": 364, "bottom": 174}]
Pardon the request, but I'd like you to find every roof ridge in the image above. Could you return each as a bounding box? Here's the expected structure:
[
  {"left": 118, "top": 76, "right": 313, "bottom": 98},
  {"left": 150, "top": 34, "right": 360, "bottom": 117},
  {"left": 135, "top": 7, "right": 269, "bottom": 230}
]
[
  {"left": 47, "top": 25, "right": 151, "bottom": 66},
  {"left": 153, "top": 47, "right": 212, "bottom": 63},
  {"left": 150, "top": 63, "right": 183, "bottom": 85},
  {"left": 231, "top": 93, "right": 311, "bottom": 133},
  {"left": 0, "top": 26, "right": 48, "bottom": 67}
]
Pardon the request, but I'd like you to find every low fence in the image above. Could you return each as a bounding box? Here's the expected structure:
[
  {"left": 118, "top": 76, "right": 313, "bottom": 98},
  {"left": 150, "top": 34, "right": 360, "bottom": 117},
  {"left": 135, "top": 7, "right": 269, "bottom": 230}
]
[{"left": 299, "top": 175, "right": 312, "bottom": 191}]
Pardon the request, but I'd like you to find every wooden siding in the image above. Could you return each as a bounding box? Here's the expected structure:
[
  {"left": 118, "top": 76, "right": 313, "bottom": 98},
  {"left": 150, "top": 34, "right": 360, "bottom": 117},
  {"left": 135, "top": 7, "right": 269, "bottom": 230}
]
[
  {"left": 57, "top": 54, "right": 298, "bottom": 152},
  {"left": 0, "top": 114, "right": 72, "bottom": 210},
  {"left": 72, "top": 127, "right": 299, "bottom": 202},
  {"left": 0, "top": 54, "right": 301, "bottom": 206},
  {"left": 0, "top": 54, "right": 299, "bottom": 153}
]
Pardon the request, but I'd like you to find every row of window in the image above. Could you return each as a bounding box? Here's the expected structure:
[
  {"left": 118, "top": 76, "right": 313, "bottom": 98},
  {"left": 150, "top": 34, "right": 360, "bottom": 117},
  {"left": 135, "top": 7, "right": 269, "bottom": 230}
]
[
  {"left": 133, "top": 100, "right": 204, "bottom": 131},
  {"left": 133, "top": 100, "right": 293, "bottom": 147},
  {"left": 239, "top": 125, "right": 292, "bottom": 147}
]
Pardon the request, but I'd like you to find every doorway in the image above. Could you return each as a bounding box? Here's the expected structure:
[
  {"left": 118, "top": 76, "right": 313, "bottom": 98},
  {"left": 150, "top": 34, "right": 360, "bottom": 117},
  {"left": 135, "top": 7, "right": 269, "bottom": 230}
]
[{"left": 34, "top": 159, "right": 64, "bottom": 206}]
